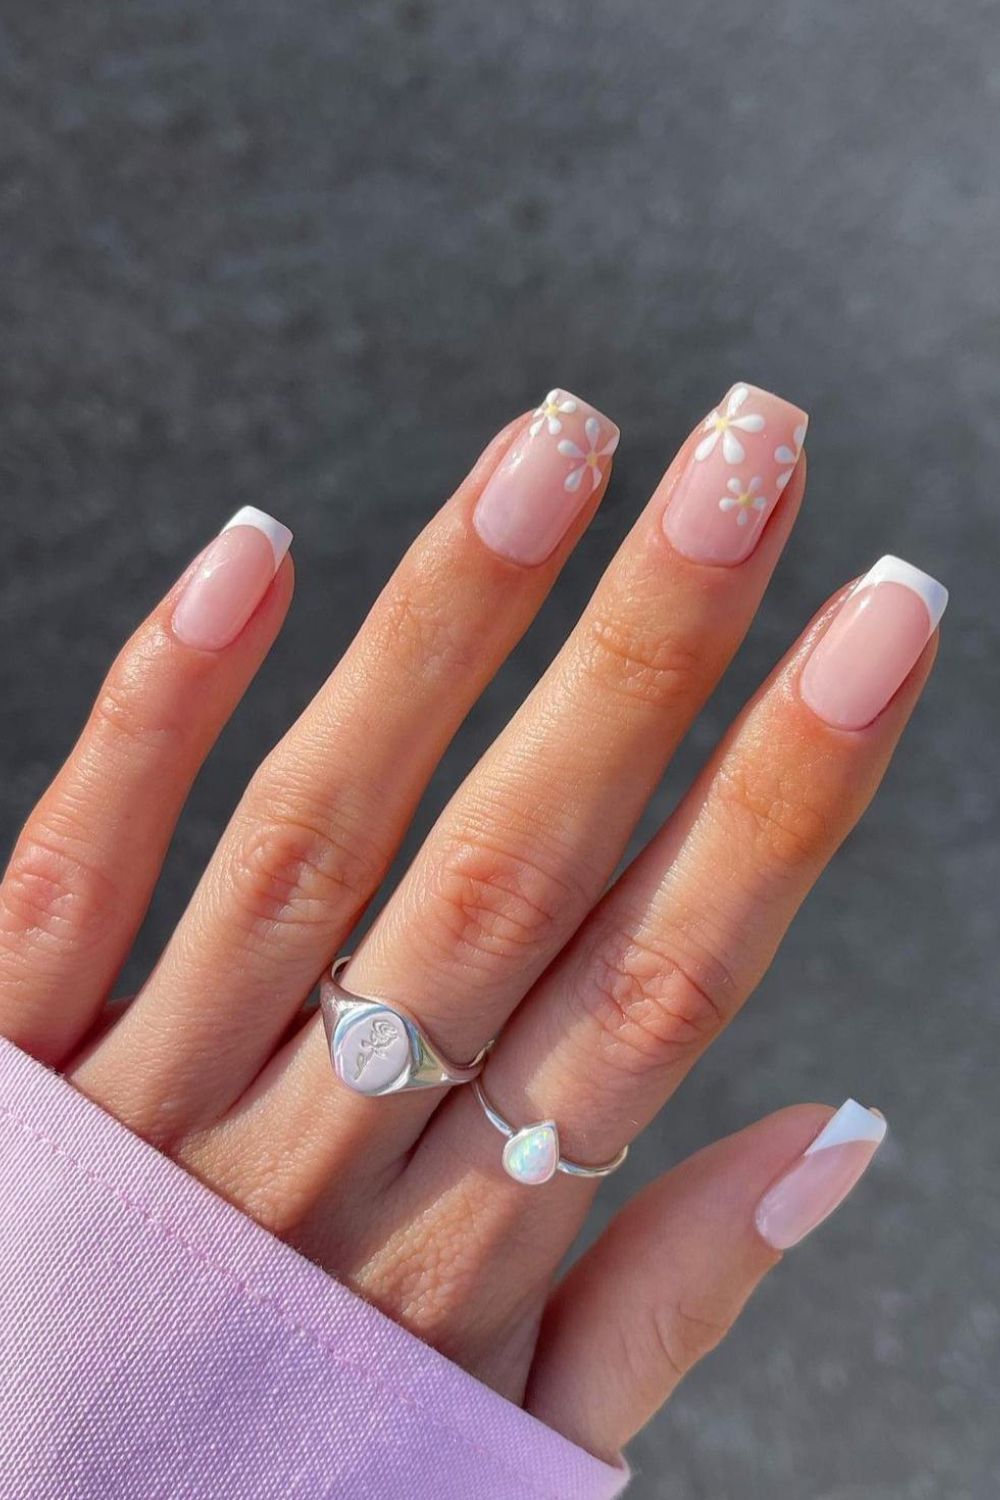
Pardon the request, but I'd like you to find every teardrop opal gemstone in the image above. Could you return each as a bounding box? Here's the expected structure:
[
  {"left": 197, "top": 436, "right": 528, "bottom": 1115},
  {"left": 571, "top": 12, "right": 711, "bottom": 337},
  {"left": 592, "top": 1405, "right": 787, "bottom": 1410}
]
[{"left": 502, "top": 1122, "right": 559, "bottom": 1185}]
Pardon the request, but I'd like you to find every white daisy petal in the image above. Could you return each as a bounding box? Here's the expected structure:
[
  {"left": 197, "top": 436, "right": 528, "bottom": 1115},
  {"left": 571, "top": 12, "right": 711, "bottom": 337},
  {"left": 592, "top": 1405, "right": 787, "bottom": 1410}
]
[
  {"left": 736, "top": 510, "right": 749, "bottom": 526},
  {"left": 703, "top": 409, "right": 721, "bottom": 430},
  {"left": 564, "top": 466, "right": 584, "bottom": 492},
  {"left": 529, "top": 418, "right": 545, "bottom": 437},
  {"left": 774, "top": 444, "right": 796, "bottom": 464},
  {"left": 719, "top": 496, "right": 737, "bottom": 511},
  {"left": 584, "top": 416, "right": 600, "bottom": 446},
  {"left": 544, "top": 389, "right": 560, "bottom": 405},
  {"left": 558, "top": 439, "right": 584, "bottom": 459},
  {"left": 748, "top": 475, "right": 763, "bottom": 492},
  {"left": 547, "top": 416, "right": 563, "bottom": 435},
  {"left": 732, "top": 414, "right": 764, "bottom": 433},
  {"left": 722, "top": 429, "right": 746, "bottom": 464},
  {"left": 694, "top": 430, "right": 720, "bottom": 461},
  {"left": 590, "top": 464, "right": 604, "bottom": 493},
  {"left": 599, "top": 431, "right": 620, "bottom": 457},
  {"left": 752, "top": 496, "right": 767, "bottom": 510},
  {"left": 727, "top": 477, "right": 742, "bottom": 494},
  {"left": 559, "top": 398, "right": 578, "bottom": 414},
  {"left": 776, "top": 468, "right": 793, "bottom": 487},
  {"left": 727, "top": 384, "right": 749, "bottom": 415},
  {"left": 793, "top": 423, "right": 807, "bottom": 448}
]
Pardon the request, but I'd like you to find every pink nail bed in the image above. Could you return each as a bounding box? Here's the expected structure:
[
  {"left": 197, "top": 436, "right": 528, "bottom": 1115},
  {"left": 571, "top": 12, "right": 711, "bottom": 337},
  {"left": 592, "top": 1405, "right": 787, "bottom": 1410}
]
[
  {"left": 800, "top": 555, "right": 948, "bottom": 730},
  {"left": 755, "top": 1099, "right": 887, "bottom": 1251},
  {"left": 171, "top": 506, "right": 292, "bottom": 652},
  {"left": 664, "top": 382, "right": 809, "bottom": 566},
  {"left": 473, "top": 390, "right": 620, "bottom": 566}
]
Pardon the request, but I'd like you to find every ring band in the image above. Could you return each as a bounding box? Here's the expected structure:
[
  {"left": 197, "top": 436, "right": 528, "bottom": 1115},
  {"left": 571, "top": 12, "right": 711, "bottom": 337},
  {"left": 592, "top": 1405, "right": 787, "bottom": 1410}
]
[
  {"left": 472, "top": 1079, "right": 629, "bottom": 1186},
  {"left": 320, "top": 956, "right": 491, "bottom": 1097}
]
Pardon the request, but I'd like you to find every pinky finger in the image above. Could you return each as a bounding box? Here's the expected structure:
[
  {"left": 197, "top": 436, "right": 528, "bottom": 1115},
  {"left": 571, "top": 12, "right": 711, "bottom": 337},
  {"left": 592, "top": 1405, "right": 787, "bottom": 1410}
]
[
  {"left": 524, "top": 1101, "right": 887, "bottom": 1459},
  {"left": 0, "top": 508, "right": 293, "bottom": 1063}
]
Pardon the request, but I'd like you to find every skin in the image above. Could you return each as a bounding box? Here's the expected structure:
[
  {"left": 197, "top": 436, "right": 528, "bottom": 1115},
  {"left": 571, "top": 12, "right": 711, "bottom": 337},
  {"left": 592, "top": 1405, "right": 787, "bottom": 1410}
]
[{"left": 0, "top": 408, "right": 937, "bottom": 1462}]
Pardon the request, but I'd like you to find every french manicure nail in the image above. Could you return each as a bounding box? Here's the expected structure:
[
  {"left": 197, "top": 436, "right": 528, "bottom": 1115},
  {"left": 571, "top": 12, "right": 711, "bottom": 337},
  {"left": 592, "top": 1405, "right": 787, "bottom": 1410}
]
[
  {"left": 664, "top": 382, "right": 809, "bottom": 566},
  {"left": 171, "top": 506, "right": 292, "bottom": 651},
  {"left": 473, "top": 390, "right": 620, "bottom": 566},
  {"left": 800, "top": 555, "right": 948, "bottom": 730},
  {"left": 755, "top": 1100, "right": 887, "bottom": 1251}
]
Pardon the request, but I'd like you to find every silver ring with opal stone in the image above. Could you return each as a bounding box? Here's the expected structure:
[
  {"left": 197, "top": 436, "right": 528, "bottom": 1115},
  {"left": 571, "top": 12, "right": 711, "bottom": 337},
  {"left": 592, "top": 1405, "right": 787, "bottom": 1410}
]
[
  {"left": 320, "top": 956, "right": 492, "bottom": 1097},
  {"left": 472, "top": 1079, "right": 629, "bottom": 1187}
]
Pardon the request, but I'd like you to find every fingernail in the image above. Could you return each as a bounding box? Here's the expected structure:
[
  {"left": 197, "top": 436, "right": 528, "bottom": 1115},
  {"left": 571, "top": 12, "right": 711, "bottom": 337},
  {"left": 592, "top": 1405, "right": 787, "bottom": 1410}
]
[
  {"left": 171, "top": 506, "right": 292, "bottom": 651},
  {"left": 755, "top": 1100, "right": 887, "bottom": 1251},
  {"left": 473, "top": 390, "right": 620, "bottom": 566},
  {"left": 800, "top": 555, "right": 948, "bottom": 730},
  {"left": 664, "top": 382, "right": 808, "bottom": 566}
]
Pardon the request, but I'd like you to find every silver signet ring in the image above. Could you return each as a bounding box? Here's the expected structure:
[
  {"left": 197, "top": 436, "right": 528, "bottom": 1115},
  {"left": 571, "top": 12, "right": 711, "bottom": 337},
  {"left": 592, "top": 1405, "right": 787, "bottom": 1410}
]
[{"left": 319, "top": 956, "right": 492, "bottom": 1097}]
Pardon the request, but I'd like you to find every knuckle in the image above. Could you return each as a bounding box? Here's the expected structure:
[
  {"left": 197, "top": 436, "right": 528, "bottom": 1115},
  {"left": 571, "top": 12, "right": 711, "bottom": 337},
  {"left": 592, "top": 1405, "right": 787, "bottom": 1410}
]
[
  {"left": 577, "top": 927, "right": 736, "bottom": 1081},
  {"left": 375, "top": 577, "right": 475, "bottom": 682},
  {"left": 0, "top": 828, "right": 117, "bottom": 960},
  {"left": 420, "top": 834, "right": 582, "bottom": 974},
  {"left": 226, "top": 806, "right": 386, "bottom": 939},
  {"left": 648, "top": 1298, "right": 730, "bottom": 1383},
  {"left": 90, "top": 635, "right": 185, "bottom": 754},
  {"left": 577, "top": 611, "right": 704, "bottom": 711},
  {"left": 712, "top": 759, "right": 831, "bottom": 876}
]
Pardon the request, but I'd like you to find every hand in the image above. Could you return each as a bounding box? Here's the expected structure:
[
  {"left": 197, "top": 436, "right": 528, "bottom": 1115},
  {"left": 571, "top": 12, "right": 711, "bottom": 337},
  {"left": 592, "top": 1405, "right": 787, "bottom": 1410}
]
[{"left": 0, "top": 385, "right": 943, "bottom": 1460}]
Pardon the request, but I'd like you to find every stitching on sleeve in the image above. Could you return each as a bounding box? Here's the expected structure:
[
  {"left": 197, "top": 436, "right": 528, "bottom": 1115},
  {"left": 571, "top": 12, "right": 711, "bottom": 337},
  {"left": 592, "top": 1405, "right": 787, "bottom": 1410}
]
[{"left": 0, "top": 1103, "right": 577, "bottom": 1500}]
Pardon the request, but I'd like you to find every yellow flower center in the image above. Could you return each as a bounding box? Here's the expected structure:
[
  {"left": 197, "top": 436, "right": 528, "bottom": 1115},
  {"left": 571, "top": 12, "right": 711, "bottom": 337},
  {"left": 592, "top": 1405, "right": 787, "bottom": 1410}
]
[
  {"left": 714, "top": 415, "right": 730, "bottom": 432},
  {"left": 586, "top": 452, "right": 600, "bottom": 466}
]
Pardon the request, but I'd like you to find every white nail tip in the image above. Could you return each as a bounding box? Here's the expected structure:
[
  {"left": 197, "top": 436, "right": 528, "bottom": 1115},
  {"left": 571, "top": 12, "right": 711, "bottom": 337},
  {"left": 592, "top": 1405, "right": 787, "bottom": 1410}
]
[
  {"left": 222, "top": 506, "right": 293, "bottom": 570},
  {"left": 862, "top": 554, "right": 949, "bottom": 632},
  {"left": 804, "top": 1099, "right": 887, "bottom": 1156}
]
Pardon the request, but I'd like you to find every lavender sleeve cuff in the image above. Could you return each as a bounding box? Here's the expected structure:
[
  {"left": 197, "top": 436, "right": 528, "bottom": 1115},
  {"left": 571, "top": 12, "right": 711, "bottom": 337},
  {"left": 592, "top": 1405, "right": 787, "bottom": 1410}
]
[{"left": 0, "top": 1037, "right": 629, "bottom": 1499}]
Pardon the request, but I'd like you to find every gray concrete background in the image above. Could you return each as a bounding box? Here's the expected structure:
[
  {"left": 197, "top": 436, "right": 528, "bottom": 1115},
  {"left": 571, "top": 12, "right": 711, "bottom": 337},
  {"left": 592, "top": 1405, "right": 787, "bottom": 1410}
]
[{"left": 1, "top": 1, "right": 997, "bottom": 1495}]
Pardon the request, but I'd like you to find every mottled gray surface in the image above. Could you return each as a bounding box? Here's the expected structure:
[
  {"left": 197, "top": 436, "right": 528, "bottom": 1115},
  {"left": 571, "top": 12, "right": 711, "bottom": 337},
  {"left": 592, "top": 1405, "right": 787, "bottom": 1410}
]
[{"left": 1, "top": 2, "right": 997, "bottom": 1495}]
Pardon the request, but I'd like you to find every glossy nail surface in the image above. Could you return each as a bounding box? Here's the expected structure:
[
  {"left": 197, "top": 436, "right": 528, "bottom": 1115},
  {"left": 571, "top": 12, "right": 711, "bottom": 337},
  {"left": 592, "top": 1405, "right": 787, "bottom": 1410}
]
[
  {"left": 473, "top": 390, "right": 619, "bottom": 566},
  {"left": 755, "top": 1100, "right": 887, "bottom": 1251},
  {"left": 664, "top": 382, "right": 808, "bottom": 566},
  {"left": 800, "top": 555, "right": 948, "bottom": 730},
  {"left": 172, "top": 506, "right": 292, "bottom": 652}
]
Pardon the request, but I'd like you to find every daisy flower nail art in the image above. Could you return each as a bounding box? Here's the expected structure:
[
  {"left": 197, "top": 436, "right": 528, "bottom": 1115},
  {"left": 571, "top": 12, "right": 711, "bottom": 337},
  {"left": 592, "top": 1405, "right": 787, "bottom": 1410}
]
[
  {"left": 664, "top": 382, "right": 809, "bottom": 566},
  {"left": 473, "top": 390, "right": 619, "bottom": 566},
  {"left": 718, "top": 475, "right": 767, "bottom": 526},
  {"left": 695, "top": 384, "right": 766, "bottom": 465},
  {"left": 530, "top": 390, "right": 579, "bottom": 438},
  {"left": 558, "top": 416, "right": 620, "bottom": 494},
  {"left": 775, "top": 423, "right": 808, "bottom": 487}
]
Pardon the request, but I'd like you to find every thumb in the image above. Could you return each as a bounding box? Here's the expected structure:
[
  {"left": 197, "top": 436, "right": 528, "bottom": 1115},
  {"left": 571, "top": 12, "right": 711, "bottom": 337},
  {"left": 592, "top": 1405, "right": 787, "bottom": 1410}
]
[{"left": 524, "top": 1100, "right": 887, "bottom": 1459}]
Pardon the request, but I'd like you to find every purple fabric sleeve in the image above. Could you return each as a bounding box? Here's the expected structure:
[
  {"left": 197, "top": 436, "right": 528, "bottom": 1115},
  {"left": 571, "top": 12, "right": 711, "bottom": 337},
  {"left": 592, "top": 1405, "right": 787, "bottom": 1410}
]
[{"left": 0, "top": 1037, "right": 629, "bottom": 1498}]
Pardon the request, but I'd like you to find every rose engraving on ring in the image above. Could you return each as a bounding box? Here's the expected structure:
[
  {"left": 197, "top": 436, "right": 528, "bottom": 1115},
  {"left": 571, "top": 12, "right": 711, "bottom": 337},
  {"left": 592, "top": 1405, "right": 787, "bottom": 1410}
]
[{"left": 353, "top": 1017, "right": 401, "bottom": 1081}]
